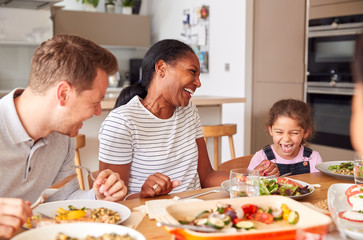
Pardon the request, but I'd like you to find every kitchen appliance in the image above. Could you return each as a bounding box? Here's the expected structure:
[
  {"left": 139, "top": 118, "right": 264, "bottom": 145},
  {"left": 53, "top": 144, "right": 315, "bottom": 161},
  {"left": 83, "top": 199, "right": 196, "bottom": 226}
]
[{"left": 306, "top": 14, "right": 363, "bottom": 150}]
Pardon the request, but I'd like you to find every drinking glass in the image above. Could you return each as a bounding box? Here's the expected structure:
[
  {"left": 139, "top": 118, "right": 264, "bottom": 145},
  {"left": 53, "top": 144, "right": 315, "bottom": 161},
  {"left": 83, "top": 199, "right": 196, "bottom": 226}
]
[
  {"left": 354, "top": 152, "right": 363, "bottom": 184},
  {"left": 295, "top": 228, "right": 327, "bottom": 240},
  {"left": 229, "top": 168, "right": 259, "bottom": 198}
]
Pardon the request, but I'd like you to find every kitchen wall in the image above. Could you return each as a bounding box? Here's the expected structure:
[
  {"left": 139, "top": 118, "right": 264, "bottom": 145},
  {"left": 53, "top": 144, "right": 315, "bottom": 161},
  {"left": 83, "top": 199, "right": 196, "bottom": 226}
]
[{"left": 145, "top": 0, "right": 247, "bottom": 161}]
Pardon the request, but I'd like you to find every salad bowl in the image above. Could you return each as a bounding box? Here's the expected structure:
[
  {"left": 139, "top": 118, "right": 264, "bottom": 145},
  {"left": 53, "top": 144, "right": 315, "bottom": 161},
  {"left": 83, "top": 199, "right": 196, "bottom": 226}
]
[{"left": 221, "top": 177, "right": 314, "bottom": 200}]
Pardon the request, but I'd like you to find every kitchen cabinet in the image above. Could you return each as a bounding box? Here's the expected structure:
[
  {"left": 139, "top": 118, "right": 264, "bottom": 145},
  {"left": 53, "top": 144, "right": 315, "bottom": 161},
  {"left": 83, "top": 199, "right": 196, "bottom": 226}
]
[
  {"left": 249, "top": 0, "right": 307, "bottom": 153},
  {"left": 309, "top": 0, "right": 363, "bottom": 19},
  {"left": 52, "top": 8, "right": 150, "bottom": 47}
]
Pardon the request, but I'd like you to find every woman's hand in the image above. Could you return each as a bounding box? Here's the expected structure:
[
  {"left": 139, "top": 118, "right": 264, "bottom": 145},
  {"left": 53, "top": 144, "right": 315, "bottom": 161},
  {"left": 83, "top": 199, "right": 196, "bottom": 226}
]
[
  {"left": 254, "top": 160, "right": 280, "bottom": 176},
  {"left": 0, "top": 198, "right": 32, "bottom": 238},
  {"left": 140, "top": 173, "right": 180, "bottom": 198},
  {"left": 93, "top": 169, "right": 127, "bottom": 202}
]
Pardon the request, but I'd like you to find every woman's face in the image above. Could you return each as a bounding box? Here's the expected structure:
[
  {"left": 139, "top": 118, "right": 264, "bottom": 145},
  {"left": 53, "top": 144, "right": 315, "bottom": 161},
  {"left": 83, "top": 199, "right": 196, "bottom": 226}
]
[
  {"left": 350, "top": 83, "right": 363, "bottom": 155},
  {"left": 163, "top": 52, "right": 201, "bottom": 107}
]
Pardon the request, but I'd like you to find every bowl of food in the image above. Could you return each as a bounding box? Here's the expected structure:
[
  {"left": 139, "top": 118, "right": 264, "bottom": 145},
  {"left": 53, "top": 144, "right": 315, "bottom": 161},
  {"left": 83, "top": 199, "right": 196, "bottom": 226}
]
[
  {"left": 26, "top": 200, "right": 131, "bottom": 228},
  {"left": 160, "top": 196, "right": 332, "bottom": 240},
  {"left": 221, "top": 177, "right": 314, "bottom": 200},
  {"left": 12, "top": 222, "right": 145, "bottom": 240}
]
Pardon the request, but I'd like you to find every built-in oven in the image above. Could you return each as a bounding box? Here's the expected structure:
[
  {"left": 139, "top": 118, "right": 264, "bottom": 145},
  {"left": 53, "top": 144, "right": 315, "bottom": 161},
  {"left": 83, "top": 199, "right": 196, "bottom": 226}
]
[{"left": 306, "top": 14, "right": 363, "bottom": 150}]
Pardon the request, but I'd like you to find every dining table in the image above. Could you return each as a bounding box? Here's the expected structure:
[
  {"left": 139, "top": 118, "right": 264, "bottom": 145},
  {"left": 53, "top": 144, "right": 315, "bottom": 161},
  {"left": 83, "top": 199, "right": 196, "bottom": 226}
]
[
  {"left": 119, "top": 172, "right": 352, "bottom": 240},
  {"left": 5, "top": 172, "right": 354, "bottom": 240}
]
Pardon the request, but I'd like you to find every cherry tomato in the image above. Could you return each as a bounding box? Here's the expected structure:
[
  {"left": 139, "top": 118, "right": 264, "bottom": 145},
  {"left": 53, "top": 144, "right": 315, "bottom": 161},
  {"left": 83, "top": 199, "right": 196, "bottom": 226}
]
[
  {"left": 241, "top": 204, "right": 258, "bottom": 215},
  {"left": 345, "top": 184, "right": 363, "bottom": 197},
  {"left": 252, "top": 212, "right": 274, "bottom": 224},
  {"left": 338, "top": 211, "right": 363, "bottom": 223},
  {"left": 276, "top": 177, "right": 303, "bottom": 188}
]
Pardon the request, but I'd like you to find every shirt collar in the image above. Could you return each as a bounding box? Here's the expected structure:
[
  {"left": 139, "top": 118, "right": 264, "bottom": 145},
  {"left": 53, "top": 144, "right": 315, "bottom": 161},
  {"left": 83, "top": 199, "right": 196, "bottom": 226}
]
[{"left": 0, "top": 88, "right": 33, "bottom": 144}]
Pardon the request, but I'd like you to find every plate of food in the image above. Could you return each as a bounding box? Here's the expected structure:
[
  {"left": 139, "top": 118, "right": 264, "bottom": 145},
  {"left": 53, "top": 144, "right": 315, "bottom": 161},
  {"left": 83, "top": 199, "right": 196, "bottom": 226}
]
[
  {"left": 160, "top": 195, "right": 331, "bottom": 239},
  {"left": 12, "top": 222, "right": 145, "bottom": 240},
  {"left": 26, "top": 200, "right": 131, "bottom": 228},
  {"left": 328, "top": 183, "right": 363, "bottom": 240},
  {"left": 316, "top": 161, "right": 354, "bottom": 180},
  {"left": 221, "top": 177, "right": 314, "bottom": 200}
]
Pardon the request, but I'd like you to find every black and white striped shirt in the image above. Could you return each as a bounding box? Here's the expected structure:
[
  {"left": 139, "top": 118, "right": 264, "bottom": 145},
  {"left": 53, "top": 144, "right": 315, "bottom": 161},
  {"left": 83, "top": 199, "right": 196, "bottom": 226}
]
[{"left": 99, "top": 96, "right": 203, "bottom": 193}]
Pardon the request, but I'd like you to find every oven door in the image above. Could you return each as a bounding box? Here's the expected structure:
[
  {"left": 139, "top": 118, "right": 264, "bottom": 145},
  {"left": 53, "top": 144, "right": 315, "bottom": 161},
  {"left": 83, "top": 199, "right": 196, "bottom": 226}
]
[
  {"left": 307, "top": 33, "right": 358, "bottom": 82},
  {"left": 307, "top": 85, "right": 353, "bottom": 150}
]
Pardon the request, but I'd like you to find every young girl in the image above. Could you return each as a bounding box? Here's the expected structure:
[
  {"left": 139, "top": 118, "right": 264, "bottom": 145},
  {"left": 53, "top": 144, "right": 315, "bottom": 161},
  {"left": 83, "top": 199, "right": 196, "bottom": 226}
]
[{"left": 248, "top": 99, "right": 323, "bottom": 176}]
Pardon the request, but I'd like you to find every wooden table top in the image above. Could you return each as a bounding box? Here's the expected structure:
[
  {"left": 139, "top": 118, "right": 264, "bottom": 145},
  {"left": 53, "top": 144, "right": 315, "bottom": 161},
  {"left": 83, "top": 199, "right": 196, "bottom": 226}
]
[
  {"left": 120, "top": 172, "right": 353, "bottom": 240},
  {"left": 6, "top": 172, "right": 352, "bottom": 240}
]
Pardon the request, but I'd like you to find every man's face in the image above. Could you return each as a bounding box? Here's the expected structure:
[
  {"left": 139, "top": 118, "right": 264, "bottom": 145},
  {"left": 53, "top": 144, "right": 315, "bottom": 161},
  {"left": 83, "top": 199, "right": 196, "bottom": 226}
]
[{"left": 59, "top": 69, "right": 109, "bottom": 137}]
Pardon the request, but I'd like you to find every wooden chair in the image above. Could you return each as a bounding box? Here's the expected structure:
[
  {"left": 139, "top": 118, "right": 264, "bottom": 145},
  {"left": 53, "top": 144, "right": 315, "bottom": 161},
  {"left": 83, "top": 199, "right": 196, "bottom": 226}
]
[
  {"left": 202, "top": 124, "right": 237, "bottom": 170},
  {"left": 218, "top": 154, "right": 254, "bottom": 174},
  {"left": 74, "top": 134, "right": 86, "bottom": 190}
]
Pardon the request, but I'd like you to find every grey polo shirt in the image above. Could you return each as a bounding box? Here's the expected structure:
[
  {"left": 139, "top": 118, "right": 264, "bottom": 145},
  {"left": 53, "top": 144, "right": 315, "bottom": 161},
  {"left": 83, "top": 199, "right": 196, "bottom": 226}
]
[{"left": 0, "top": 89, "right": 94, "bottom": 203}]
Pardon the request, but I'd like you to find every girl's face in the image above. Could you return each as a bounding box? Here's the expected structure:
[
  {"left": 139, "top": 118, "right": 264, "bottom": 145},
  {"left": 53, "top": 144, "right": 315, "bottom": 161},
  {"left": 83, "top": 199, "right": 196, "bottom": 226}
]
[{"left": 268, "top": 116, "right": 309, "bottom": 160}]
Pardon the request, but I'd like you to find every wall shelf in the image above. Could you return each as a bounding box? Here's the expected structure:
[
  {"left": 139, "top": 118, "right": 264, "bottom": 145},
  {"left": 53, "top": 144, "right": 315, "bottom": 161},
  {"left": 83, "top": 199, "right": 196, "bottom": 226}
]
[{"left": 52, "top": 9, "right": 151, "bottom": 47}]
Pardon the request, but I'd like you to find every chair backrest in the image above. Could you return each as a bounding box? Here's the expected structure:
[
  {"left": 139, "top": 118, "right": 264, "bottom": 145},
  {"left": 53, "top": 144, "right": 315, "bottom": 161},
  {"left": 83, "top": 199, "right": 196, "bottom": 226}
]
[
  {"left": 74, "top": 134, "right": 86, "bottom": 190},
  {"left": 218, "top": 154, "right": 254, "bottom": 174},
  {"left": 202, "top": 124, "right": 237, "bottom": 170}
]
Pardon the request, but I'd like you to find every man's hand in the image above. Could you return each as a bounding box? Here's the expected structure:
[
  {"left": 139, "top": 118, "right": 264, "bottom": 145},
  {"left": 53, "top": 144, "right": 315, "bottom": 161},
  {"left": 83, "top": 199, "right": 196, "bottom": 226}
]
[
  {"left": 93, "top": 169, "right": 127, "bottom": 202},
  {"left": 0, "top": 198, "right": 32, "bottom": 238}
]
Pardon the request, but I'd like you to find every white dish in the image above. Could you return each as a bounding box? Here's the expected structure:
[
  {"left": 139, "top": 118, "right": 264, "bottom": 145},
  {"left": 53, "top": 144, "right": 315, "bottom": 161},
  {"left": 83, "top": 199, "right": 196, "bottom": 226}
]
[
  {"left": 12, "top": 222, "right": 145, "bottom": 240},
  {"left": 316, "top": 161, "right": 354, "bottom": 180},
  {"left": 221, "top": 177, "right": 314, "bottom": 200},
  {"left": 33, "top": 199, "right": 130, "bottom": 225},
  {"left": 328, "top": 183, "right": 363, "bottom": 240}
]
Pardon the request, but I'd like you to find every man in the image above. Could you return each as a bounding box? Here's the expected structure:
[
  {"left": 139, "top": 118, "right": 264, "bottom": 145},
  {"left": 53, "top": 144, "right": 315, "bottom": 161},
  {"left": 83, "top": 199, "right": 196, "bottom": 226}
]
[{"left": 0, "top": 34, "right": 127, "bottom": 238}]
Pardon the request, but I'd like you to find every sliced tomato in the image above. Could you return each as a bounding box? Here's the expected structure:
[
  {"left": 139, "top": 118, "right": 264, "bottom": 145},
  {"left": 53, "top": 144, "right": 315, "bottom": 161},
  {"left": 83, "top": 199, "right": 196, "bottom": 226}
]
[
  {"left": 276, "top": 177, "right": 303, "bottom": 188},
  {"left": 249, "top": 212, "right": 274, "bottom": 224},
  {"left": 345, "top": 184, "right": 363, "bottom": 197},
  {"left": 347, "top": 192, "right": 363, "bottom": 207},
  {"left": 338, "top": 211, "right": 363, "bottom": 223},
  {"left": 232, "top": 218, "right": 244, "bottom": 225},
  {"left": 241, "top": 204, "right": 258, "bottom": 215}
]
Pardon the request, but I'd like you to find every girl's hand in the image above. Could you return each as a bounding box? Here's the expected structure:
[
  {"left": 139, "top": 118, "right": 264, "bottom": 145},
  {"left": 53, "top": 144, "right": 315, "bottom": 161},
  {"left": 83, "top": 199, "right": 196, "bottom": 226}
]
[
  {"left": 254, "top": 160, "right": 280, "bottom": 176},
  {"left": 93, "top": 169, "right": 127, "bottom": 202},
  {"left": 140, "top": 173, "right": 180, "bottom": 198}
]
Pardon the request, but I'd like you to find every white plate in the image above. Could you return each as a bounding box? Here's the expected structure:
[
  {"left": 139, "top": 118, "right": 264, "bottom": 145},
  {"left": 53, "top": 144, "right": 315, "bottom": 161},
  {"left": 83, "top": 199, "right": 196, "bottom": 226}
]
[
  {"left": 221, "top": 177, "right": 314, "bottom": 200},
  {"left": 328, "top": 183, "right": 363, "bottom": 240},
  {"left": 33, "top": 199, "right": 130, "bottom": 225},
  {"left": 316, "top": 161, "right": 354, "bottom": 180},
  {"left": 12, "top": 222, "right": 145, "bottom": 240}
]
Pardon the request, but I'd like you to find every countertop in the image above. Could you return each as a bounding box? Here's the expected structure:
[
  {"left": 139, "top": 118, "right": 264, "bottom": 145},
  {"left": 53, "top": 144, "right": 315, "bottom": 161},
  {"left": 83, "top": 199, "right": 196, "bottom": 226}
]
[{"left": 101, "top": 95, "right": 246, "bottom": 110}]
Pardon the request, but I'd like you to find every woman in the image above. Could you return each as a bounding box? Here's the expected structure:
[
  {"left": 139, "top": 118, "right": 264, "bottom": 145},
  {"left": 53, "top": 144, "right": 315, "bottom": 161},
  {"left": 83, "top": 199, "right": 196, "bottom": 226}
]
[
  {"left": 351, "top": 34, "right": 363, "bottom": 154},
  {"left": 99, "top": 39, "right": 229, "bottom": 198}
]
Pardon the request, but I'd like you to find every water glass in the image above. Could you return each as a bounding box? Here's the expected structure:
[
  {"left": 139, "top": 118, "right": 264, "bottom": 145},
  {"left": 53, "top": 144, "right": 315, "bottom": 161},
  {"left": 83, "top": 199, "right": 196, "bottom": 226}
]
[
  {"left": 229, "top": 168, "right": 259, "bottom": 198},
  {"left": 354, "top": 152, "right": 363, "bottom": 184},
  {"left": 295, "top": 228, "right": 327, "bottom": 240}
]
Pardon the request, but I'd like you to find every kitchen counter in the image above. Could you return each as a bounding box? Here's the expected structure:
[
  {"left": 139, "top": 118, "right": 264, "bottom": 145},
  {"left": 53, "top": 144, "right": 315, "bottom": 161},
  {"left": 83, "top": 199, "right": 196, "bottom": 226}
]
[{"left": 101, "top": 95, "right": 246, "bottom": 110}]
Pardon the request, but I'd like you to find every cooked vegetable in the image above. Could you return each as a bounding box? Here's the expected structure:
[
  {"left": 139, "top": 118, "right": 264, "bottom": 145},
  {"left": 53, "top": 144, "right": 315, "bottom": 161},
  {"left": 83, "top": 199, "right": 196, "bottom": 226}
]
[
  {"left": 287, "top": 211, "right": 299, "bottom": 224},
  {"left": 328, "top": 162, "right": 354, "bottom": 175},
  {"left": 235, "top": 220, "right": 255, "bottom": 230}
]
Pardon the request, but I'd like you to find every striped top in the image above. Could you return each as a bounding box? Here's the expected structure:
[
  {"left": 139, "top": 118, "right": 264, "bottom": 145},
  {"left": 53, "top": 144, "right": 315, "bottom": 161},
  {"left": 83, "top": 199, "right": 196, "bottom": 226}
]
[{"left": 99, "top": 96, "right": 204, "bottom": 194}]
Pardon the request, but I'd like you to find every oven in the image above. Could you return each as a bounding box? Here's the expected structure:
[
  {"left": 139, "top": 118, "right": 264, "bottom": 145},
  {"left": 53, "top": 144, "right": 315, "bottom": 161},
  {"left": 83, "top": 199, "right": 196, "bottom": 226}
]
[{"left": 306, "top": 14, "right": 363, "bottom": 150}]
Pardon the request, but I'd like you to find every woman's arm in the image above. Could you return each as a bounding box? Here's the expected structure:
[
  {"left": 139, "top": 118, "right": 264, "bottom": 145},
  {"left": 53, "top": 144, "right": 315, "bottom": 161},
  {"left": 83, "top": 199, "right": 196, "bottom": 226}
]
[{"left": 196, "top": 137, "right": 229, "bottom": 188}]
